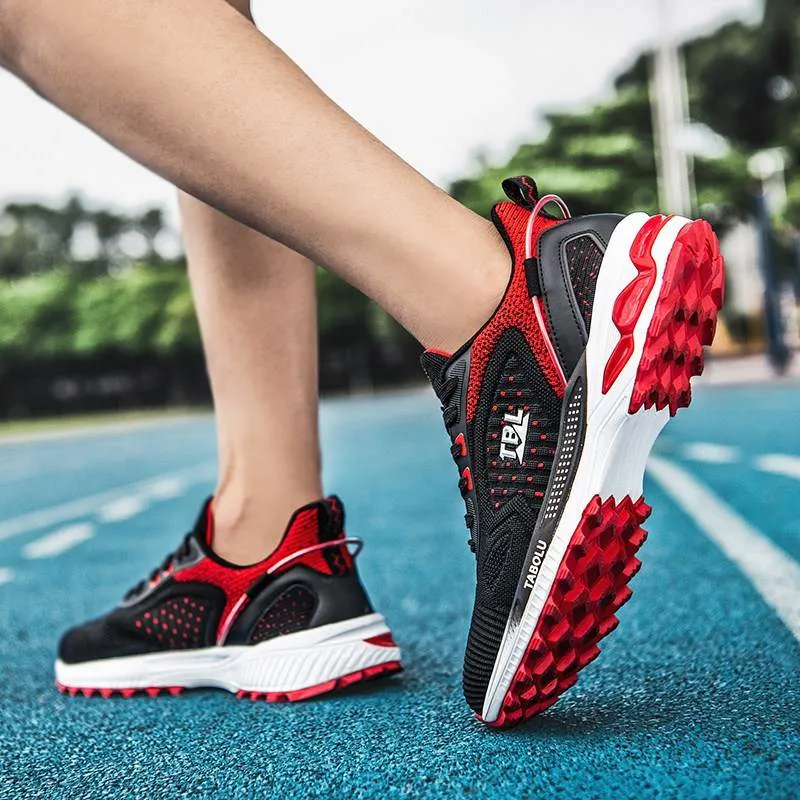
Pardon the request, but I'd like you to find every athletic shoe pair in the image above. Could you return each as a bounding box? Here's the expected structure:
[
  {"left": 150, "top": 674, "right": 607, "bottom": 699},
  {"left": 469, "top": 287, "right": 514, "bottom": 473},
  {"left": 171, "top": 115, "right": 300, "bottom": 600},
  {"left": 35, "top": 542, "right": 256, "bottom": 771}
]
[{"left": 57, "top": 176, "right": 724, "bottom": 726}]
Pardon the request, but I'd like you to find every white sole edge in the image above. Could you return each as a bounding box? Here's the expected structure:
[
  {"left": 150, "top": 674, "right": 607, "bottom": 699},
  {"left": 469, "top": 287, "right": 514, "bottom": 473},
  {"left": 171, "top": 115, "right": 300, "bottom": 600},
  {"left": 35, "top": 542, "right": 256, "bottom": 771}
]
[{"left": 55, "top": 613, "right": 400, "bottom": 694}]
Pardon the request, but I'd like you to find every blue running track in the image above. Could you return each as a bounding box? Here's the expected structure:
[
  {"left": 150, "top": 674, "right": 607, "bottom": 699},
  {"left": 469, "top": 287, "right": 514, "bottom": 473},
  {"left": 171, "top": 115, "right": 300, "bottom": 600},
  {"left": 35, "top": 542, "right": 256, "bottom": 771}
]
[{"left": 0, "top": 384, "right": 798, "bottom": 799}]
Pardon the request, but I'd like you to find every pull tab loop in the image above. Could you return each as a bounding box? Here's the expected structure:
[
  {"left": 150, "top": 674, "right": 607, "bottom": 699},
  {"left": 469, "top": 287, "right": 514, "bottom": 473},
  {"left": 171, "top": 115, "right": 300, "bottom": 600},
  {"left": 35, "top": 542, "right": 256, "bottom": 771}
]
[{"left": 501, "top": 175, "right": 540, "bottom": 209}]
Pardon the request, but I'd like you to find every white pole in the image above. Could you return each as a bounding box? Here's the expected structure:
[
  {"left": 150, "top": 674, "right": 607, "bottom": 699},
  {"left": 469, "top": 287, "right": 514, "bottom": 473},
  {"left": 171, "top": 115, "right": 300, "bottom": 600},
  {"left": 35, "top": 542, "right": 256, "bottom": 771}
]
[{"left": 650, "top": 0, "right": 694, "bottom": 216}]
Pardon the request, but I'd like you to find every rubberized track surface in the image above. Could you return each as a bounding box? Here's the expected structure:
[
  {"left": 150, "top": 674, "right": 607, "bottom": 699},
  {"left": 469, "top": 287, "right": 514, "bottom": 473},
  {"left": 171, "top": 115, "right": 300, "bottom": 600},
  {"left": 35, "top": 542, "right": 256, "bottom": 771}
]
[{"left": 0, "top": 386, "right": 798, "bottom": 799}]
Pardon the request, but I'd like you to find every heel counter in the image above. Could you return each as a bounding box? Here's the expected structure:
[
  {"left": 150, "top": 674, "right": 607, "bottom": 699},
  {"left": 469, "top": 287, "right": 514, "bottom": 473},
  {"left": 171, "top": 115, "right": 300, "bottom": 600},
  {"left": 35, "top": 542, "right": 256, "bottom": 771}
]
[
  {"left": 310, "top": 565, "right": 375, "bottom": 628},
  {"left": 226, "top": 566, "right": 374, "bottom": 645},
  {"left": 320, "top": 495, "right": 355, "bottom": 575},
  {"left": 537, "top": 214, "right": 624, "bottom": 379}
]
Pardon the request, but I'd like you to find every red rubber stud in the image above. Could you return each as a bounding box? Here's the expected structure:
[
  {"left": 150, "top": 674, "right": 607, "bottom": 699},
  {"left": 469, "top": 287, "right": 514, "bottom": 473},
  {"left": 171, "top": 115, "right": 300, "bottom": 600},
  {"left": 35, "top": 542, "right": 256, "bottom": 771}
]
[
  {"left": 56, "top": 681, "right": 185, "bottom": 699},
  {"left": 237, "top": 660, "right": 403, "bottom": 704},
  {"left": 629, "top": 219, "right": 725, "bottom": 416},
  {"left": 485, "top": 494, "right": 651, "bottom": 728}
]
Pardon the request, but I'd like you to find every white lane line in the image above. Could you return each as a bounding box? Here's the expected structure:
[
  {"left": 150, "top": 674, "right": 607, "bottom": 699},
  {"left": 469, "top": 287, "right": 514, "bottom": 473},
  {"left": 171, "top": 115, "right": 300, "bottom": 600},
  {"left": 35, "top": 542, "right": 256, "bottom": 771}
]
[
  {"left": 0, "top": 413, "right": 209, "bottom": 447},
  {"left": 648, "top": 456, "right": 800, "bottom": 643},
  {"left": 682, "top": 442, "right": 740, "bottom": 464},
  {"left": 0, "top": 567, "right": 14, "bottom": 586},
  {"left": 24, "top": 523, "right": 95, "bottom": 560},
  {"left": 0, "top": 463, "right": 215, "bottom": 542},
  {"left": 147, "top": 476, "right": 187, "bottom": 500},
  {"left": 98, "top": 496, "right": 148, "bottom": 523},
  {"left": 754, "top": 454, "right": 800, "bottom": 481}
]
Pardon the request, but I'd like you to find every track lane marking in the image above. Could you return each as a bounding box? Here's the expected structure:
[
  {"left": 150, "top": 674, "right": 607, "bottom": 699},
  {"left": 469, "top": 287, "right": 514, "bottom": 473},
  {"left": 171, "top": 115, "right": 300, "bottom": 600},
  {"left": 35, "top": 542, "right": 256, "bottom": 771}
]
[
  {"left": 0, "top": 463, "right": 215, "bottom": 542},
  {"left": 24, "top": 524, "right": 96, "bottom": 560},
  {"left": 0, "top": 414, "right": 207, "bottom": 447},
  {"left": 648, "top": 456, "right": 800, "bottom": 644},
  {"left": 147, "top": 476, "right": 188, "bottom": 500},
  {"left": 754, "top": 454, "right": 800, "bottom": 481},
  {"left": 98, "top": 496, "right": 148, "bottom": 523},
  {"left": 682, "top": 443, "right": 740, "bottom": 464}
]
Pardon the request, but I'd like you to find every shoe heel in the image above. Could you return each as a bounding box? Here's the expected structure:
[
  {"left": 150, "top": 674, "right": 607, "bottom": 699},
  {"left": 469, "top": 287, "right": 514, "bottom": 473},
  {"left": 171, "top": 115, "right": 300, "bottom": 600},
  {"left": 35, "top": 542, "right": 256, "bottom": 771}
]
[{"left": 628, "top": 219, "right": 725, "bottom": 417}]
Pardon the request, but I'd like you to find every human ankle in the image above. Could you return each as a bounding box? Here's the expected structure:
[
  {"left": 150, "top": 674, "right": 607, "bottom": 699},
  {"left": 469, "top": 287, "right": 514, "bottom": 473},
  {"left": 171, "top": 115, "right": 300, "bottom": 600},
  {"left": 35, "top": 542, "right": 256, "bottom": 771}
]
[
  {"left": 211, "top": 485, "right": 323, "bottom": 566},
  {"left": 422, "top": 218, "right": 509, "bottom": 354}
]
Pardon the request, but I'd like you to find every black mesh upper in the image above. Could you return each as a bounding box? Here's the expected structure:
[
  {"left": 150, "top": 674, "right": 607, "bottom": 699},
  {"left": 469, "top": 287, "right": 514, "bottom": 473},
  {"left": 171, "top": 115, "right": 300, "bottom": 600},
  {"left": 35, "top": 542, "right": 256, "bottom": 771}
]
[
  {"left": 58, "top": 583, "right": 224, "bottom": 664},
  {"left": 564, "top": 234, "right": 604, "bottom": 333},
  {"left": 249, "top": 585, "right": 317, "bottom": 644},
  {"left": 131, "top": 595, "right": 212, "bottom": 650},
  {"left": 485, "top": 354, "right": 558, "bottom": 511},
  {"left": 423, "top": 328, "right": 562, "bottom": 713},
  {"left": 472, "top": 329, "right": 562, "bottom": 519}
]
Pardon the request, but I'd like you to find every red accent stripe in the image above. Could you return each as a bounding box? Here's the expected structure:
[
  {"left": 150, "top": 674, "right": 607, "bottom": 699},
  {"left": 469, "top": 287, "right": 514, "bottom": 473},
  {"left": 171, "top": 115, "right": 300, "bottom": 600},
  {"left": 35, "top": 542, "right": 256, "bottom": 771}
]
[
  {"left": 426, "top": 348, "right": 453, "bottom": 359},
  {"left": 56, "top": 682, "right": 184, "bottom": 698},
  {"left": 602, "top": 215, "right": 671, "bottom": 394},
  {"left": 364, "top": 632, "right": 398, "bottom": 648},
  {"left": 205, "top": 500, "right": 215, "bottom": 546},
  {"left": 215, "top": 593, "right": 250, "bottom": 646},
  {"left": 237, "top": 660, "right": 403, "bottom": 703},
  {"left": 453, "top": 433, "right": 467, "bottom": 458}
]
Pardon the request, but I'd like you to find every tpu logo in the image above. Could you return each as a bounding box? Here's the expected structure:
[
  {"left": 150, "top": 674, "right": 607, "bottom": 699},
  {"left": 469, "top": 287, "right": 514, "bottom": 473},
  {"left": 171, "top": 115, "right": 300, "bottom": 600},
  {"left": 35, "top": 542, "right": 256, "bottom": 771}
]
[{"left": 499, "top": 407, "right": 530, "bottom": 463}]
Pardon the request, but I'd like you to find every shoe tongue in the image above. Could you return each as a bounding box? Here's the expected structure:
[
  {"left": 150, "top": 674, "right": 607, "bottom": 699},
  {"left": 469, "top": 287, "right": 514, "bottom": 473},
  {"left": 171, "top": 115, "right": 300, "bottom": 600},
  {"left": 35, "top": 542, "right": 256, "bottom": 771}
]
[
  {"left": 420, "top": 350, "right": 451, "bottom": 396},
  {"left": 191, "top": 497, "right": 215, "bottom": 546},
  {"left": 322, "top": 495, "right": 346, "bottom": 537}
]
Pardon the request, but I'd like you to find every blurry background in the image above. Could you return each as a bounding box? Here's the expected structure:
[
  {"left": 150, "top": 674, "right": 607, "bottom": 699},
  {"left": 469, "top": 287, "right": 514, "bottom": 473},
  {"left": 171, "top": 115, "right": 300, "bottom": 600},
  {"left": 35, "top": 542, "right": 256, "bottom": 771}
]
[
  {"left": 0, "top": 0, "right": 797, "bottom": 419},
  {"left": 1, "top": 5, "right": 799, "bottom": 797}
]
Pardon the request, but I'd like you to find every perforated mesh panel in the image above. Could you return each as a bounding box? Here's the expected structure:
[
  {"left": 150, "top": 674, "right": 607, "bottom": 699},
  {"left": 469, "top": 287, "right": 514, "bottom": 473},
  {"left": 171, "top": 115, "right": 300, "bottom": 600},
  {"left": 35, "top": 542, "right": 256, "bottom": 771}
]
[
  {"left": 485, "top": 354, "right": 559, "bottom": 514},
  {"left": 565, "top": 235, "right": 604, "bottom": 332},
  {"left": 133, "top": 596, "right": 210, "bottom": 649},
  {"left": 249, "top": 586, "right": 317, "bottom": 644}
]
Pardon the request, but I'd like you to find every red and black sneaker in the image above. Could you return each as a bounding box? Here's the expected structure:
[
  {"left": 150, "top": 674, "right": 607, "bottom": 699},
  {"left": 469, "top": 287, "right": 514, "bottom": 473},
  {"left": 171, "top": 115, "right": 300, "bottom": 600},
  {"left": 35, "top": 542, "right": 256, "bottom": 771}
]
[
  {"left": 55, "top": 496, "right": 401, "bottom": 700},
  {"left": 422, "top": 176, "right": 724, "bottom": 727}
]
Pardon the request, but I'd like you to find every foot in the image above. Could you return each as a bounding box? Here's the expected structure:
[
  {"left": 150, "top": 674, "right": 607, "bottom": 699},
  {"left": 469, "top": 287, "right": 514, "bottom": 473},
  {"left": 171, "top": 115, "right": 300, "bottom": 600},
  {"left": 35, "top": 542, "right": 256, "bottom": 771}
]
[
  {"left": 55, "top": 496, "right": 402, "bottom": 700},
  {"left": 422, "top": 176, "right": 724, "bottom": 727}
]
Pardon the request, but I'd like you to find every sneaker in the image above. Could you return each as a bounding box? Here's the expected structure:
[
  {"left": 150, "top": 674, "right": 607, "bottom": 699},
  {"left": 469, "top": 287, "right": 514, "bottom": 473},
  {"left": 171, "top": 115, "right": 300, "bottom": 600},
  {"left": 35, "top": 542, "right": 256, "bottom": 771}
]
[
  {"left": 55, "top": 496, "right": 402, "bottom": 700},
  {"left": 422, "top": 176, "right": 724, "bottom": 726}
]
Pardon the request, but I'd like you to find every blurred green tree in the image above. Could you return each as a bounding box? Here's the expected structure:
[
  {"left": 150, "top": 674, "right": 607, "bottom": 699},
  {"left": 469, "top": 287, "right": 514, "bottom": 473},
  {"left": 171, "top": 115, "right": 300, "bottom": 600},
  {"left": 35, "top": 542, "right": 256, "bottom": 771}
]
[{"left": 0, "top": 0, "right": 796, "bottom": 417}]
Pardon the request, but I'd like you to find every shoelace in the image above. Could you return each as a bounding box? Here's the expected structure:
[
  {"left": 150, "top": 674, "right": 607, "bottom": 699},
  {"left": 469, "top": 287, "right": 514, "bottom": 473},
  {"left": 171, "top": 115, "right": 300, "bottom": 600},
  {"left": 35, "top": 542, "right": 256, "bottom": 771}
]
[
  {"left": 439, "top": 194, "right": 572, "bottom": 555},
  {"left": 435, "top": 375, "right": 476, "bottom": 549},
  {"left": 124, "top": 531, "right": 194, "bottom": 601}
]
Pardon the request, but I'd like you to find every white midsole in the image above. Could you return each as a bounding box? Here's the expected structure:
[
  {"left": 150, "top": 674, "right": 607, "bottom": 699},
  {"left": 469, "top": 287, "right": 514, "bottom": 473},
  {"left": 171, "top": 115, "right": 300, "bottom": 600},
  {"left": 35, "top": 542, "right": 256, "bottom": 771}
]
[
  {"left": 482, "top": 214, "right": 691, "bottom": 722},
  {"left": 55, "top": 613, "right": 400, "bottom": 693}
]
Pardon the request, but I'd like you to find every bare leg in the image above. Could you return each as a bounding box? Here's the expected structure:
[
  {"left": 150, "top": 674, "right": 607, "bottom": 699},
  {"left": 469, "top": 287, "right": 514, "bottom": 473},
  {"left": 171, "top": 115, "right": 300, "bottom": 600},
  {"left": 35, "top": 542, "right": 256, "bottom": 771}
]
[
  {"left": 180, "top": 195, "right": 322, "bottom": 564},
  {"left": 178, "top": 0, "right": 321, "bottom": 564},
  {"left": 0, "top": 0, "right": 508, "bottom": 353}
]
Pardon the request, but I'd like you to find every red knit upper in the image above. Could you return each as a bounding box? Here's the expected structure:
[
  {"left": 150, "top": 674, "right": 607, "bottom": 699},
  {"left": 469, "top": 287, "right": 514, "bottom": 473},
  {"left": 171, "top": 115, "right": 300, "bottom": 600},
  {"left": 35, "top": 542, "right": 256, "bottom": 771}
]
[
  {"left": 172, "top": 499, "right": 350, "bottom": 638},
  {"left": 465, "top": 202, "right": 565, "bottom": 420}
]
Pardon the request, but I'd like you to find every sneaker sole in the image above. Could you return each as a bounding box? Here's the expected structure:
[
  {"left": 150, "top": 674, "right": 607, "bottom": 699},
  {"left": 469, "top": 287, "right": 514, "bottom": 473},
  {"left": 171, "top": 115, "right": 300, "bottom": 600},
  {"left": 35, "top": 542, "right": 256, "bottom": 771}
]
[
  {"left": 55, "top": 613, "right": 402, "bottom": 702},
  {"left": 481, "top": 214, "right": 724, "bottom": 726}
]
